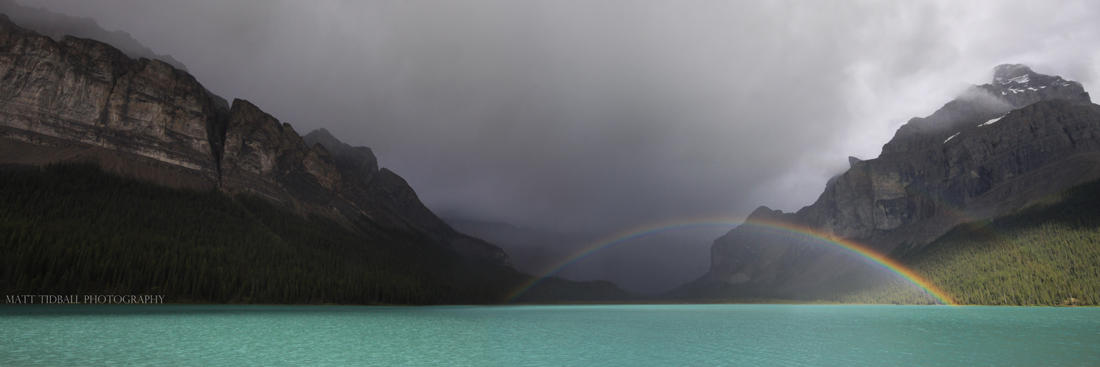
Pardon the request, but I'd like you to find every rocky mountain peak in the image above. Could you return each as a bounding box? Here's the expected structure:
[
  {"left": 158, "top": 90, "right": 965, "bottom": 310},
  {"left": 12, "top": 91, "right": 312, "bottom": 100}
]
[
  {"left": 303, "top": 128, "right": 379, "bottom": 176},
  {"left": 992, "top": 63, "right": 1033, "bottom": 83},
  {"left": 689, "top": 64, "right": 1100, "bottom": 300},
  {"left": 746, "top": 205, "right": 790, "bottom": 222},
  {"left": 883, "top": 64, "right": 1089, "bottom": 155},
  {"left": 980, "top": 63, "right": 1089, "bottom": 107},
  {"left": 302, "top": 128, "right": 347, "bottom": 154},
  {"left": 847, "top": 156, "right": 864, "bottom": 168}
]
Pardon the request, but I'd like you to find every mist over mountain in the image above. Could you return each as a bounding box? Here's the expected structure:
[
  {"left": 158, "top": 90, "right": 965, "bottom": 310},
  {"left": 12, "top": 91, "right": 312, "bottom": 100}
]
[
  {"left": 445, "top": 216, "right": 725, "bottom": 293},
  {"left": 2, "top": 1, "right": 1099, "bottom": 304},
  {"left": 0, "top": 0, "right": 186, "bottom": 70},
  {"left": 680, "top": 65, "right": 1100, "bottom": 301},
  {"left": 5, "top": 6, "right": 1100, "bottom": 367},
  {"left": 21, "top": 1, "right": 1100, "bottom": 230},
  {"left": 0, "top": 14, "right": 631, "bottom": 303}
]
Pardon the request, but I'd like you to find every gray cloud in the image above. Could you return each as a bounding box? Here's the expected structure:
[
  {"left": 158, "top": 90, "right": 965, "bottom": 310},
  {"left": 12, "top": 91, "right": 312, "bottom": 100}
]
[{"left": 21, "top": 0, "right": 1100, "bottom": 292}]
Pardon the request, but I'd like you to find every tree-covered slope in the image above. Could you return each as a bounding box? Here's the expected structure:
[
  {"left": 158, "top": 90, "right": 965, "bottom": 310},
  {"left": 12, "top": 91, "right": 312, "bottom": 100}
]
[
  {"left": 841, "top": 179, "right": 1100, "bottom": 305},
  {"left": 0, "top": 164, "right": 525, "bottom": 304}
]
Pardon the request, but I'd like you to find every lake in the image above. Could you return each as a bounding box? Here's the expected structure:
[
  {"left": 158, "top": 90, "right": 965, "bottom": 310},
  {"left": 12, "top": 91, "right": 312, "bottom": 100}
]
[{"left": 1, "top": 304, "right": 1097, "bottom": 366}]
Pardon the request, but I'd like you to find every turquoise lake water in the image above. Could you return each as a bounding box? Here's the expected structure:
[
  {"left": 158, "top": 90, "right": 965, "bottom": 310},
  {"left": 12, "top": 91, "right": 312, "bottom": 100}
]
[{"left": 1, "top": 304, "right": 1097, "bottom": 366}]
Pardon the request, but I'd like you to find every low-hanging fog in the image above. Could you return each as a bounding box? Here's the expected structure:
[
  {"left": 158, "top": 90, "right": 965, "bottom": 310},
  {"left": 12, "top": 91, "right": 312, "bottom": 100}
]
[{"left": 23, "top": 0, "right": 1100, "bottom": 293}]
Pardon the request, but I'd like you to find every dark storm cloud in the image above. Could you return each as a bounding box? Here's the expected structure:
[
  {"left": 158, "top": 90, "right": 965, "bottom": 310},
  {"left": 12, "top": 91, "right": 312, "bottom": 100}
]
[{"left": 22, "top": 0, "right": 1100, "bottom": 291}]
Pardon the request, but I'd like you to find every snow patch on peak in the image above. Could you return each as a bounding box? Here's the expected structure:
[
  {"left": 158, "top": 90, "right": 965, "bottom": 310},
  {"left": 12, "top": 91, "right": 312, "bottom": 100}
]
[
  {"left": 979, "top": 116, "right": 1004, "bottom": 127},
  {"left": 998, "top": 74, "right": 1030, "bottom": 85}
]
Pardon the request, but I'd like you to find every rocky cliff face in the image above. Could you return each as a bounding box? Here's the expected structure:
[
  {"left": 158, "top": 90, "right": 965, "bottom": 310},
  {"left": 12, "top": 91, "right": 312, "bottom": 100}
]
[
  {"left": 0, "top": 15, "right": 222, "bottom": 185},
  {"left": 0, "top": 0, "right": 188, "bottom": 70},
  {"left": 689, "top": 64, "right": 1100, "bottom": 299},
  {"left": 0, "top": 15, "right": 505, "bottom": 263}
]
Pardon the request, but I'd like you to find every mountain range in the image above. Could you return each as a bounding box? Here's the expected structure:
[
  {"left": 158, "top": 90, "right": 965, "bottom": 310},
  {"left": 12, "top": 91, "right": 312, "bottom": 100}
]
[
  {"left": 0, "top": 13, "right": 631, "bottom": 304},
  {"left": 1, "top": 8, "right": 1097, "bottom": 305}
]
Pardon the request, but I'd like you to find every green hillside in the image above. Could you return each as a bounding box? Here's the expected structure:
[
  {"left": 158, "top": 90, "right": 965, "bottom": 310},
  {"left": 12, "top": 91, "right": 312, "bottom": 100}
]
[
  {"left": 0, "top": 164, "right": 525, "bottom": 304},
  {"left": 841, "top": 179, "right": 1100, "bottom": 305}
]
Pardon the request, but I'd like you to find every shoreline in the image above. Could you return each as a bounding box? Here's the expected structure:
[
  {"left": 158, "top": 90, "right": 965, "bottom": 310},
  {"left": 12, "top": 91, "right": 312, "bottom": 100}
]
[{"left": 1, "top": 301, "right": 1094, "bottom": 308}]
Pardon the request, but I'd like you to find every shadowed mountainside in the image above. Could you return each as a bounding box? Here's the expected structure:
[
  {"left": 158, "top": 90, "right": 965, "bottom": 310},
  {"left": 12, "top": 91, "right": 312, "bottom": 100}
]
[{"left": 0, "top": 14, "right": 628, "bottom": 304}]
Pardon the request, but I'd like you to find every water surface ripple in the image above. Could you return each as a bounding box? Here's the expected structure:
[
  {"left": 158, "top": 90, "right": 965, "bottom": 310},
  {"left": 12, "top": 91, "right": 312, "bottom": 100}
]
[{"left": 1, "top": 304, "right": 1097, "bottom": 366}]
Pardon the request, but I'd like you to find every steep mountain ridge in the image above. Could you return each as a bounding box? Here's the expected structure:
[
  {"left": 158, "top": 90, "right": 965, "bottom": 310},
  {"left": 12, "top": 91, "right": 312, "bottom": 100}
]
[
  {"left": 686, "top": 64, "right": 1100, "bottom": 300},
  {"left": 0, "top": 0, "right": 188, "bottom": 70},
  {"left": 0, "top": 14, "right": 503, "bottom": 263}
]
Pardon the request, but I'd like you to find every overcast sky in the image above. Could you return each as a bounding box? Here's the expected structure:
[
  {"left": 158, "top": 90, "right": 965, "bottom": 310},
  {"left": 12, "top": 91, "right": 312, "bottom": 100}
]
[{"left": 20, "top": 0, "right": 1100, "bottom": 291}]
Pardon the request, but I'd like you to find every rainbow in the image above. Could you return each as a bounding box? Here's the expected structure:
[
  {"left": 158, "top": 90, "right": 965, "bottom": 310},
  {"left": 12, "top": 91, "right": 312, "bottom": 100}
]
[{"left": 505, "top": 217, "right": 956, "bottom": 305}]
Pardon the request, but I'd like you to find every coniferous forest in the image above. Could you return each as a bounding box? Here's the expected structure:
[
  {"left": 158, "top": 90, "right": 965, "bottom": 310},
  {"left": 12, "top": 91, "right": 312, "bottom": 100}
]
[
  {"left": 841, "top": 179, "right": 1100, "bottom": 305},
  {"left": 0, "top": 164, "right": 528, "bottom": 304},
  {"left": 3, "top": 164, "right": 1098, "bottom": 305}
]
